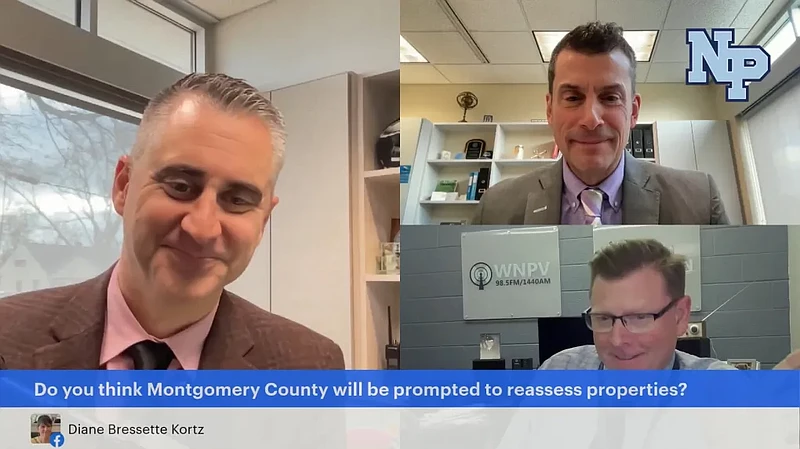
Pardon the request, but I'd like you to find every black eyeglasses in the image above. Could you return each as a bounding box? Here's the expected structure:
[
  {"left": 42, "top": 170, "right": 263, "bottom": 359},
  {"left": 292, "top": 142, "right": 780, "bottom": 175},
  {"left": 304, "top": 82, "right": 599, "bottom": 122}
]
[{"left": 583, "top": 297, "right": 682, "bottom": 334}]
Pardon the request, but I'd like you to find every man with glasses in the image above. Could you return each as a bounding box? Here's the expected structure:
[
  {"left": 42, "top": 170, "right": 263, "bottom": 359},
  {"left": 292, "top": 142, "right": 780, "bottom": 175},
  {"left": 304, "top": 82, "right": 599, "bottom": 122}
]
[{"left": 539, "top": 238, "right": 735, "bottom": 370}]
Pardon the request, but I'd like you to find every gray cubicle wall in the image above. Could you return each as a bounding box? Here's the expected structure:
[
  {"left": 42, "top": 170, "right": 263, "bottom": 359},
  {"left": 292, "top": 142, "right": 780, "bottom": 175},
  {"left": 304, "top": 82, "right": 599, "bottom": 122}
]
[{"left": 400, "top": 225, "right": 790, "bottom": 369}]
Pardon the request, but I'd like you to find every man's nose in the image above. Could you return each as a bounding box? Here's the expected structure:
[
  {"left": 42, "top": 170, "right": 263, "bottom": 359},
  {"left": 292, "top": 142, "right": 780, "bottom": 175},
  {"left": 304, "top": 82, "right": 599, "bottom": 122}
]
[
  {"left": 579, "top": 98, "right": 604, "bottom": 129},
  {"left": 608, "top": 319, "right": 629, "bottom": 346},
  {"left": 181, "top": 190, "right": 222, "bottom": 243}
]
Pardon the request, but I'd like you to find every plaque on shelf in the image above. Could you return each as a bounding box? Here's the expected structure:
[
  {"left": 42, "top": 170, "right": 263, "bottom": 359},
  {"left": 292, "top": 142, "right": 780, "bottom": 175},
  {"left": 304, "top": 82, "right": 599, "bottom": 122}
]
[{"left": 479, "top": 333, "right": 501, "bottom": 360}]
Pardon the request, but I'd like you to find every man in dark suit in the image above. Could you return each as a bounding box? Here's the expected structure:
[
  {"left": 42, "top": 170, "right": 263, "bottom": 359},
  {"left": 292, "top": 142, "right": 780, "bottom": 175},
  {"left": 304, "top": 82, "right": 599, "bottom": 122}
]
[
  {"left": 0, "top": 73, "right": 344, "bottom": 370},
  {"left": 472, "top": 22, "right": 729, "bottom": 226}
]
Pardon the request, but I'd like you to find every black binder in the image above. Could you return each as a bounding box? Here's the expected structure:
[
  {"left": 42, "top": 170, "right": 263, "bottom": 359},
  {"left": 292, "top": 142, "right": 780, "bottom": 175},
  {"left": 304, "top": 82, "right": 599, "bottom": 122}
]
[
  {"left": 643, "top": 128, "right": 655, "bottom": 159},
  {"left": 631, "top": 128, "right": 644, "bottom": 158},
  {"left": 474, "top": 168, "right": 490, "bottom": 201}
]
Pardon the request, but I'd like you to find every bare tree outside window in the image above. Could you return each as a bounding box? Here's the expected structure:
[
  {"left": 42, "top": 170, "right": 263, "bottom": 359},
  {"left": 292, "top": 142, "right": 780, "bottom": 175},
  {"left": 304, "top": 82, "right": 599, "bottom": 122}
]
[{"left": 0, "top": 82, "right": 137, "bottom": 297}]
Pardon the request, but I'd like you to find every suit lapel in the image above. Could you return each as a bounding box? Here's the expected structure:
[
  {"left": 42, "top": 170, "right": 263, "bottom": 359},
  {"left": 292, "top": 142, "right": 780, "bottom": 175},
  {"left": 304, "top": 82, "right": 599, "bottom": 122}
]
[
  {"left": 199, "top": 291, "right": 257, "bottom": 369},
  {"left": 33, "top": 268, "right": 113, "bottom": 369},
  {"left": 622, "top": 154, "right": 661, "bottom": 224},
  {"left": 524, "top": 160, "right": 563, "bottom": 224}
]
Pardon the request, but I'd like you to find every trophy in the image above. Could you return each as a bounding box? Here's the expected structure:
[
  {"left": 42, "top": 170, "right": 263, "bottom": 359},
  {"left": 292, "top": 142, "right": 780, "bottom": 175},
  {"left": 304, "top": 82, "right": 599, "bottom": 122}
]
[
  {"left": 456, "top": 91, "right": 478, "bottom": 123},
  {"left": 479, "top": 333, "right": 501, "bottom": 360}
]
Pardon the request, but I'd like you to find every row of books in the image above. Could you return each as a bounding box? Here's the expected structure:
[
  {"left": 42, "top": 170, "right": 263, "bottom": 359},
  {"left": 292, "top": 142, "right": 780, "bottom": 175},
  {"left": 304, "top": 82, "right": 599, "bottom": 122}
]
[
  {"left": 465, "top": 168, "right": 490, "bottom": 201},
  {"left": 626, "top": 128, "right": 656, "bottom": 159}
]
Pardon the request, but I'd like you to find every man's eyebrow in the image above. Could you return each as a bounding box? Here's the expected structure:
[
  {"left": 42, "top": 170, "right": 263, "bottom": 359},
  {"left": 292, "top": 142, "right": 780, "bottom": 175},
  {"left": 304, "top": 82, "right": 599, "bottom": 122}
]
[
  {"left": 155, "top": 164, "right": 264, "bottom": 199},
  {"left": 598, "top": 83, "right": 625, "bottom": 92},
  {"left": 154, "top": 164, "right": 207, "bottom": 178},
  {"left": 557, "top": 83, "right": 583, "bottom": 93}
]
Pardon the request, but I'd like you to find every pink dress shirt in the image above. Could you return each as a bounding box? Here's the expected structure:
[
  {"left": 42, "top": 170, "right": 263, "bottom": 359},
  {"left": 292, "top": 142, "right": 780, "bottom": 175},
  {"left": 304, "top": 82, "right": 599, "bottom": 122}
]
[{"left": 99, "top": 264, "right": 218, "bottom": 370}]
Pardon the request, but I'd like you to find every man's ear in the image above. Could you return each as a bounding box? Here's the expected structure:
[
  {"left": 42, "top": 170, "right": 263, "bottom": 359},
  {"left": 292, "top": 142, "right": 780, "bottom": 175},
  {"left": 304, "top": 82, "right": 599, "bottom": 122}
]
[
  {"left": 631, "top": 93, "right": 642, "bottom": 127},
  {"left": 675, "top": 295, "right": 692, "bottom": 336},
  {"left": 546, "top": 92, "right": 553, "bottom": 125},
  {"left": 112, "top": 155, "right": 131, "bottom": 216}
]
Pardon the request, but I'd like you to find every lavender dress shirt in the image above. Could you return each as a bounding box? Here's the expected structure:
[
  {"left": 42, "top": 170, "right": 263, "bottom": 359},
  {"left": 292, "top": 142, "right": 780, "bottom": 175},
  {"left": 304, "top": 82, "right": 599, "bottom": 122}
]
[{"left": 560, "top": 155, "right": 625, "bottom": 225}]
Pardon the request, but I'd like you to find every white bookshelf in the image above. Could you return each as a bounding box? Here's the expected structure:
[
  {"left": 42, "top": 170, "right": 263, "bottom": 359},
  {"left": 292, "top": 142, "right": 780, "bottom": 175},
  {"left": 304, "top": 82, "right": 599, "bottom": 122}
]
[
  {"left": 402, "top": 119, "right": 663, "bottom": 225},
  {"left": 402, "top": 120, "right": 561, "bottom": 225}
]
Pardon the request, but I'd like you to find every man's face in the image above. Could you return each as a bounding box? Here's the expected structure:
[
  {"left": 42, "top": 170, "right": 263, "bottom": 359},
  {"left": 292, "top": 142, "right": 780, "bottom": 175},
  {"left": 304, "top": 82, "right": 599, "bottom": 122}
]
[
  {"left": 112, "top": 97, "right": 278, "bottom": 301},
  {"left": 546, "top": 48, "right": 641, "bottom": 185},
  {"left": 590, "top": 266, "right": 690, "bottom": 370},
  {"left": 38, "top": 423, "right": 51, "bottom": 439}
]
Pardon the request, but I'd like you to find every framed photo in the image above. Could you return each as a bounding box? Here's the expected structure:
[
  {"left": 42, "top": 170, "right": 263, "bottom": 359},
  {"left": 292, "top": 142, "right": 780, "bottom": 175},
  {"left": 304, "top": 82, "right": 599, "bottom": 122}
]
[
  {"left": 726, "top": 359, "right": 760, "bottom": 370},
  {"left": 482, "top": 114, "right": 493, "bottom": 122}
]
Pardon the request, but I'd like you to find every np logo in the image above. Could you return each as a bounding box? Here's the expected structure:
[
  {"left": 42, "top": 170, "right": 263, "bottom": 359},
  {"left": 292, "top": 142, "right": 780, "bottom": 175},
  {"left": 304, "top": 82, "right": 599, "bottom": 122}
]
[
  {"left": 469, "top": 262, "right": 492, "bottom": 290},
  {"left": 686, "top": 28, "right": 770, "bottom": 102}
]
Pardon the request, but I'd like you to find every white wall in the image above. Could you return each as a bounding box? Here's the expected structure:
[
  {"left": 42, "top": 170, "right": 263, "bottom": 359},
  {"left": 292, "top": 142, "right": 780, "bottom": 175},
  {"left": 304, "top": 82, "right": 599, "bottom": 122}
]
[{"left": 212, "top": 0, "right": 399, "bottom": 91}]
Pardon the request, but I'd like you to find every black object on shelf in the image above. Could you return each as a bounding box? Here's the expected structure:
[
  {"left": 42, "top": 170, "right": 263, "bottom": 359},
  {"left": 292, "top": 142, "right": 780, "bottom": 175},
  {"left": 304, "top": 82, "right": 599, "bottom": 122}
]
[
  {"left": 375, "top": 119, "right": 400, "bottom": 169},
  {"left": 512, "top": 358, "right": 534, "bottom": 370},
  {"left": 472, "top": 359, "right": 505, "bottom": 370},
  {"left": 537, "top": 317, "right": 593, "bottom": 365},
  {"left": 464, "top": 139, "right": 486, "bottom": 159},
  {"left": 385, "top": 305, "right": 399, "bottom": 369}
]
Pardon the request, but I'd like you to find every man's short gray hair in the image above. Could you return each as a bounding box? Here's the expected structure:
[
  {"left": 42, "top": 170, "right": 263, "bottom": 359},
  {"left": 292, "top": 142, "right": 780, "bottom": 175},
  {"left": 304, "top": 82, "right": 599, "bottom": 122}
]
[{"left": 132, "top": 73, "right": 287, "bottom": 184}]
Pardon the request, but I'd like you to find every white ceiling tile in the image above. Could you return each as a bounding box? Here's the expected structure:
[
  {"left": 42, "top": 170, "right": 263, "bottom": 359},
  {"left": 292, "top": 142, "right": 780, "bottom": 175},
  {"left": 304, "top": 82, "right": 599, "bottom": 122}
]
[
  {"left": 472, "top": 32, "right": 543, "bottom": 64},
  {"left": 735, "top": 28, "right": 751, "bottom": 43},
  {"left": 635, "top": 62, "right": 651, "bottom": 84},
  {"left": 400, "top": 0, "right": 455, "bottom": 31},
  {"left": 521, "top": 0, "right": 596, "bottom": 31},
  {"left": 448, "top": 0, "right": 530, "bottom": 31},
  {"left": 435, "top": 64, "right": 548, "bottom": 84},
  {"left": 403, "top": 32, "right": 481, "bottom": 64},
  {"left": 663, "top": 0, "right": 749, "bottom": 29},
  {"left": 732, "top": 0, "right": 774, "bottom": 29},
  {"left": 597, "top": 0, "right": 671, "bottom": 30},
  {"left": 645, "top": 62, "right": 688, "bottom": 83},
  {"left": 652, "top": 29, "right": 689, "bottom": 63},
  {"left": 401, "top": 63, "right": 451, "bottom": 84},
  {"left": 187, "top": 0, "right": 272, "bottom": 19}
]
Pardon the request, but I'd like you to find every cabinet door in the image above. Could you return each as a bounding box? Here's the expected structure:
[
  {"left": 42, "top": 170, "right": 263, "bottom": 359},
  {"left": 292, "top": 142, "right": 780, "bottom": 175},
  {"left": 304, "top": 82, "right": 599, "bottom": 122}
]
[
  {"left": 270, "top": 73, "right": 353, "bottom": 366},
  {"left": 653, "top": 121, "right": 697, "bottom": 171},
  {"left": 691, "top": 120, "right": 743, "bottom": 224}
]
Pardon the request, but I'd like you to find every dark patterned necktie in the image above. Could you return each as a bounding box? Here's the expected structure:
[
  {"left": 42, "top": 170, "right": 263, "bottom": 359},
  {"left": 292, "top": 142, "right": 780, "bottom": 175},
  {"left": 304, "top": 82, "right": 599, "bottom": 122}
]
[{"left": 125, "top": 341, "right": 175, "bottom": 370}]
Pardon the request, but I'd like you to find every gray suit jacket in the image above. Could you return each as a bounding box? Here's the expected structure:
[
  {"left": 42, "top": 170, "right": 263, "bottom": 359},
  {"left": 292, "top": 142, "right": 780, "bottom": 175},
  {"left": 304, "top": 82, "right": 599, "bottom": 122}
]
[{"left": 472, "top": 152, "right": 729, "bottom": 225}]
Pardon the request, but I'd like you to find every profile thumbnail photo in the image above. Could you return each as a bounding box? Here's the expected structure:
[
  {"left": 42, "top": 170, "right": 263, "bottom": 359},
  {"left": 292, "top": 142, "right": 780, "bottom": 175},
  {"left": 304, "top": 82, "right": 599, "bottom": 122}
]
[{"left": 30, "top": 414, "right": 62, "bottom": 445}]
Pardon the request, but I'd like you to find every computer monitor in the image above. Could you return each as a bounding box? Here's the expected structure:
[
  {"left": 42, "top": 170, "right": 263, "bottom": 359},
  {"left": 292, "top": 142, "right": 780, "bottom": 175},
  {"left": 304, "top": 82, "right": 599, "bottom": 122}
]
[{"left": 537, "top": 316, "right": 594, "bottom": 366}]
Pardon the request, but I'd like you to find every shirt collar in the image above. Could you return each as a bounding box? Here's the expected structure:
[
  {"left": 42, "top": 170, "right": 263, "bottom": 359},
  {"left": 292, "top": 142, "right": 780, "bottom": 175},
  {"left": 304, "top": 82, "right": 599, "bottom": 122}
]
[
  {"left": 99, "top": 263, "right": 219, "bottom": 369},
  {"left": 562, "top": 153, "right": 625, "bottom": 211}
]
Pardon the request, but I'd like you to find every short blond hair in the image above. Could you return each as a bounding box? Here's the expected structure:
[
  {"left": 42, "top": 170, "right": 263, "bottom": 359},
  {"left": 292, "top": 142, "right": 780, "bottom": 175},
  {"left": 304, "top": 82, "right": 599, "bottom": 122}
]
[
  {"left": 590, "top": 238, "right": 686, "bottom": 300},
  {"left": 131, "top": 73, "right": 286, "bottom": 183}
]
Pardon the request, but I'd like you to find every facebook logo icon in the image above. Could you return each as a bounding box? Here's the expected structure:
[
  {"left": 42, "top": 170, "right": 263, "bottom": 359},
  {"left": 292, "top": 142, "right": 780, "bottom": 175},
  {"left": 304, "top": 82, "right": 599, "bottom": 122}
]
[
  {"left": 686, "top": 28, "right": 771, "bottom": 102},
  {"left": 49, "top": 432, "right": 65, "bottom": 447}
]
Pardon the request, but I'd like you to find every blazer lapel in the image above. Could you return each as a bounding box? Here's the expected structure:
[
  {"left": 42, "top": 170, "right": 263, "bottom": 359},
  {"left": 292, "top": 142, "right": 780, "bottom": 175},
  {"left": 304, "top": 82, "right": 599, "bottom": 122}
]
[
  {"left": 33, "top": 268, "right": 113, "bottom": 369},
  {"left": 199, "top": 291, "right": 257, "bottom": 369},
  {"left": 622, "top": 154, "right": 661, "bottom": 224},
  {"left": 524, "top": 160, "right": 563, "bottom": 224}
]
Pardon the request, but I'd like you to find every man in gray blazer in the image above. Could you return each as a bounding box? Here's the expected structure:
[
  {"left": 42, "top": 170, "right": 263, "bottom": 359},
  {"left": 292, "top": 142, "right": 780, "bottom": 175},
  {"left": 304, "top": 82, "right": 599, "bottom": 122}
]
[{"left": 472, "top": 22, "right": 729, "bottom": 226}]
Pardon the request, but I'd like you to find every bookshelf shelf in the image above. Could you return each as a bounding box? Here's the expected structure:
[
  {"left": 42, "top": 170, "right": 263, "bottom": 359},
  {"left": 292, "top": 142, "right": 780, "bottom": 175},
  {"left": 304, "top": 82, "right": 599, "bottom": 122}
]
[
  {"left": 365, "top": 274, "right": 400, "bottom": 283},
  {"left": 364, "top": 167, "right": 400, "bottom": 184},
  {"left": 420, "top": 200, "right": 480, "bottom": 205},
  {"left": 494, "top": 158, "right": 559, "bottom": 167},
  {"left": 351, "top": 70, "right": 400, "bottom": 370}
]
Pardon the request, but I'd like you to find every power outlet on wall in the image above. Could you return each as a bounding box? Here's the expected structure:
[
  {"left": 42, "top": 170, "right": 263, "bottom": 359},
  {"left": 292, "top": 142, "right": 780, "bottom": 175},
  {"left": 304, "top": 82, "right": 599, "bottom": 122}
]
[{"left": 681, "top": 321, "right": 706, "bottom": 339}]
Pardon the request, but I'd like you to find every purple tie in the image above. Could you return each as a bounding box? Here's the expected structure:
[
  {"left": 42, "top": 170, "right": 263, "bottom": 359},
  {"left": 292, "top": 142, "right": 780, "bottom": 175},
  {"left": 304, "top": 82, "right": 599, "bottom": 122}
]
[{"left": 581, "top": 188, "right": 603, "bottom": 225}]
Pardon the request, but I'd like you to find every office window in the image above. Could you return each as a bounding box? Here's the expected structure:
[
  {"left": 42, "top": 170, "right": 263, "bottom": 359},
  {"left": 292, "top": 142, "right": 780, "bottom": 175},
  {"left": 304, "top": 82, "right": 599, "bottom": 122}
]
[
  {"left": 759, "top": 11, "right": 798, "bottom": 62},
  {"left": 17, "top": 0, "right": 77, "bottom": 25},
  {"left": 743, "top": 73, "right": 800, "bottom": 224},
  {"left": 97, "top": 0, "right": 198, "bottom": 73},
  {"left": 0, "top": 77, "right": 137, "bottom": 295}
]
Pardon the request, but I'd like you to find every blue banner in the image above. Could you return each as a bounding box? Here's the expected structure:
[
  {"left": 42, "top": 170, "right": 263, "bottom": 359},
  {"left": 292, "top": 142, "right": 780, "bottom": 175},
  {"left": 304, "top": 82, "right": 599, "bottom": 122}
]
[{"left": 1, "top": 370, "right": 798, "bottom": 408}]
